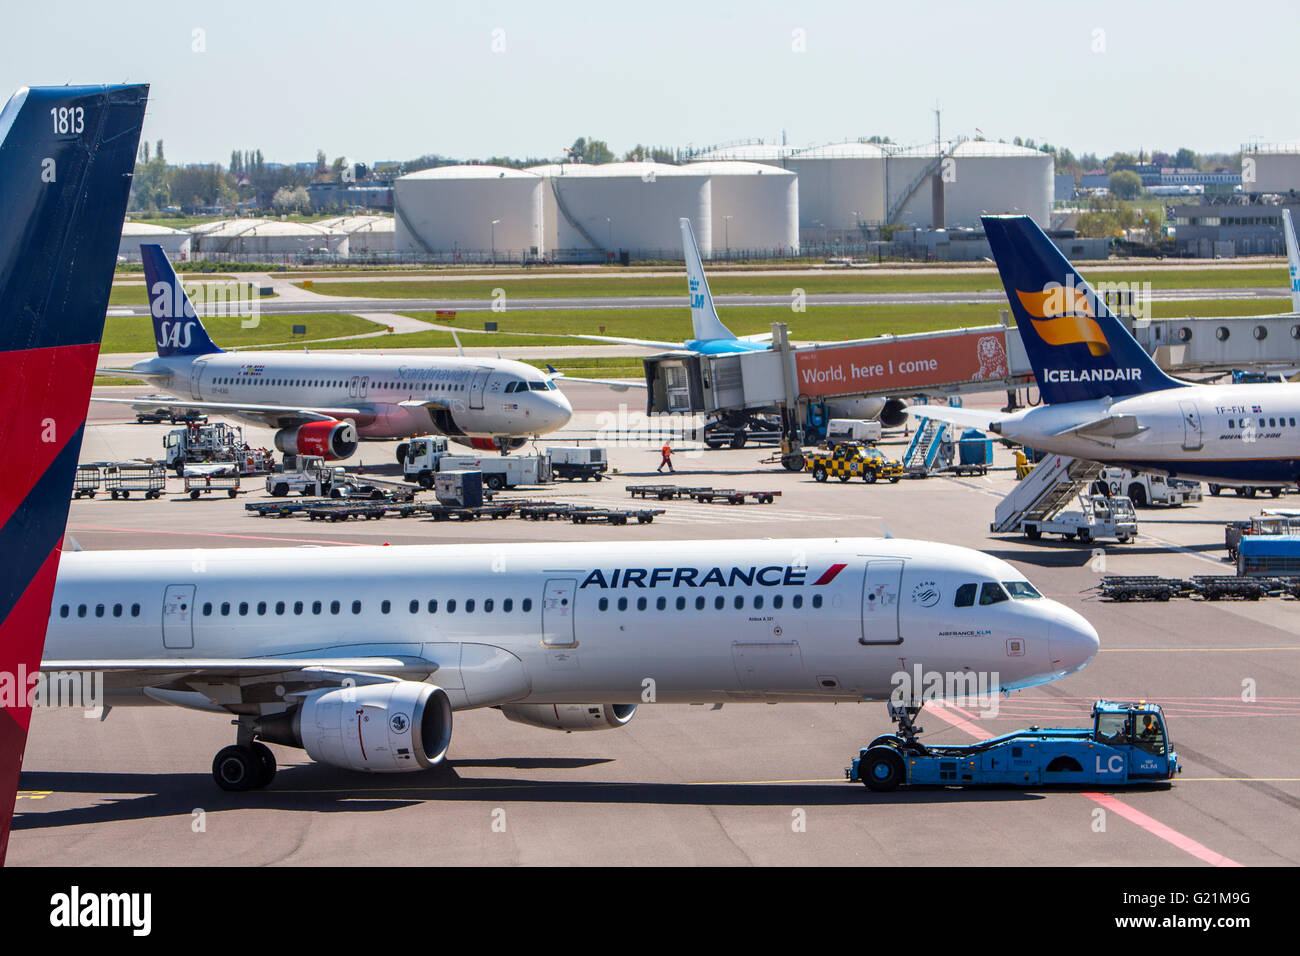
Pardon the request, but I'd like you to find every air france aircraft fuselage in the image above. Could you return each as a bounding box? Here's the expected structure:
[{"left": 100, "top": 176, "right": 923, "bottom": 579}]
[
  {"left": 43, "top": 538, "right": 1098, "bottom": 789},
  {"left": 914, "top": 216, "right": 1300, "bottom": 487},
  {"left": 97, "top": 244, "right": 571, "bottom": 457}
]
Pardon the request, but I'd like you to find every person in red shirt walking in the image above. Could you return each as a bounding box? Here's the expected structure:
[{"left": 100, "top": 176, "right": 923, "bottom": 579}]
[{"left": 657, "top": 442, "right": 674, "bottom": 473}]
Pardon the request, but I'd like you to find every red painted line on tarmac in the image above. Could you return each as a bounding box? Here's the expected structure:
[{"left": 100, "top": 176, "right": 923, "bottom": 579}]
[
  {"left": 926, "top": 701, "right": 1242, "bottom": 868},
  {"left": 66, "top": 523, "right": 367, "bottom": 547},
  {"left": 1082, "top": 792, "right": 1241, "bottom": 867}
]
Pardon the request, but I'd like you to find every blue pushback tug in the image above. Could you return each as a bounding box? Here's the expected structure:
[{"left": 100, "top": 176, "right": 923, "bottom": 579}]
[{"left": 847, "top": 700, "right": 1180, "bottom": 791}]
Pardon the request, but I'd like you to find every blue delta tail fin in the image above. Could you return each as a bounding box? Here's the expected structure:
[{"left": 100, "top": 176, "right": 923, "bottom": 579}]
[
  {"left": 142, "top": 243, "right": 222, "bottom": 357},
  {"left": 982, "top": 215, "right": 1183, "bottom": 405},
  {"left": 0, "top": 83, "right": 148, "bottom": 864},
  {"left": 679, "top": 217, "right": 735, "bottom": 343}
]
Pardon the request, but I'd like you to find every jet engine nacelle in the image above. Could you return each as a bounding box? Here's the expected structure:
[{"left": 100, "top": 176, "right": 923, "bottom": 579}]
[
  {"left": 274, "top": 420, "right": 358, "bottom": 460},
  {"left": 879, "top": 398, "right": 908, "bottom": 429},
  {"left": 499, "top": 703, "right": 637, "bottom": 732},
  {"left": 259, "top": 681, "right": 452, "bottom": 772}
]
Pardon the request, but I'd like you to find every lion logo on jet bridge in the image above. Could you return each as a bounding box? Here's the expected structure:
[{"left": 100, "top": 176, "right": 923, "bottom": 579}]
[{"left": 973, "top": 335, "right": 1008, "bottom": 379}]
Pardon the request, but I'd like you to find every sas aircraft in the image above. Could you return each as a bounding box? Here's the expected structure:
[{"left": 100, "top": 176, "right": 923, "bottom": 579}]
[
  {"left": 95, "top": 245, "right": 573, "bottom": 457},
  {"left": 912, "top": 215, "right": 1300, "bottom": 488}
]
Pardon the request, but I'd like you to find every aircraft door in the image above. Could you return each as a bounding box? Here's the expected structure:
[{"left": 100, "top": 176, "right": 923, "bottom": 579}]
[
  {"left": 541, "top": 578, "right": 577, "bottom": 647},
  {"left": 469, "top": 367, "right": 492, "bottom": 410},
  {"left": 162, "top": 584, "right": 196, "bottom": 649},
  {"left": 1179, "top": 401, "right": 1203, "bottom": 451},
  {"left": 189, "top": 362, "right": 203, "bottom": 400},
  {"left": 348, "top": 375, "right": 359, "bottom": 398},
  {"left": 861, "top": 559, "right": 904, "bottom": 645}
]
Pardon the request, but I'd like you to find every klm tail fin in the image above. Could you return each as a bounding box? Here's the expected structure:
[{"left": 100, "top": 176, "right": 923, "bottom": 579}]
[
  {"left": 679, "top": 218, "right": 735, "bottom": 343},
  {"left": 982, "top": 215, "right": 1183, "bottom": 405},
  {"left": 0, "top": 83, "right": 148, "bottom": 864},
  {"left": 1283, "top": 209, "right": 1300, "bottom": 313},
  {"left": 142, "top": 243, "right": 221, "bottom": 357}
]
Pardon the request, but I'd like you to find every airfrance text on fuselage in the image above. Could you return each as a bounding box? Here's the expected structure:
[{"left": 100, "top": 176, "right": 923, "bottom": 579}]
[{"left": 580, "top": 565, "right": 840, "bottom": 589}]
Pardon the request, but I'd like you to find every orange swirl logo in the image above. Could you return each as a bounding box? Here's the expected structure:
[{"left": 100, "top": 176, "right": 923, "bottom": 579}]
[{"left": 1016, "top": 286, "right": 1110, "bottom": 356}]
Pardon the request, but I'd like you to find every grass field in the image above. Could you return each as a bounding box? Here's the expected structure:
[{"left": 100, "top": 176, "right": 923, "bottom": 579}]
[
  {"left": 101, "top": 313, "right": 378, "bottom": 353},
  {"left": 295, "top": 266, "right": 1291, "bottom": 301},
  {"left": 109, "top": 281, "right": 274, "bottom": 306}
]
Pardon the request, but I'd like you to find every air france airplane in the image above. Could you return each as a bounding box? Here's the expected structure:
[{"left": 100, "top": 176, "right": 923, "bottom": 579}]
[
  {"left": 0, "top": 82, "right": 148, "bottom": 862},
  {"left": 912, "top": 215, "right": 1300, "bottom": 487},
  {"left": 45, "top": 539, "right": 1098, "bottom": 790},
  {"left": 95, "top": 245, "right": 573, "bottom": 458}
]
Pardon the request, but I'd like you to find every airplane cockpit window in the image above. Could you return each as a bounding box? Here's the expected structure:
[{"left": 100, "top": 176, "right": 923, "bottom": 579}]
[
  {"left": 979, "top": 582, "right": 1009, "bottom": 606},
  {"left": 954, "top": 583, "right": 977, "bottom": 607},
  {"left": 1003, "top": 581, "right": 1042, "bottom": 600},
  {"left": 528, "top": 381, "right": 548, "bottom": 391}
]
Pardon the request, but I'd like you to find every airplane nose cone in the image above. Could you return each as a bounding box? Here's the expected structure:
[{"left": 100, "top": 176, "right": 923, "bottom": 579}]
[
  {"left": 1048, "top": 606, "right": 1100, "bottom": 676},
  {"left": 536, "top": 392, "right": 572, "bottom": 433}
]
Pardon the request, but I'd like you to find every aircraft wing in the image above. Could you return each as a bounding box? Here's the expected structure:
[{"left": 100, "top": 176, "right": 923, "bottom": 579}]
[
  {"left": 92, "top": 395, "right": 366, "bottom": 429},
  {"left": 547, "top": 366, "right": 645, "bottom": 391},
  {"left": 568, "top": 333, "right": 686, "bottom": 349},
  {"left": 904, "top": 404, "right": 1013, "bottom": 431},
  {"left": 96, "top": 366, "right": 172, "bottom": 382},
  {"left": 43, "top": 656, "right": 438, "bottom": 710}
]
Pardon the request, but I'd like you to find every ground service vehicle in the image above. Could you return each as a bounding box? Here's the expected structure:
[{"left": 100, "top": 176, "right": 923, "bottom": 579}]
[
  {"left": 163, "top": 422, "right": 272, "bottom": 476},
  {"left": 548, "top": 446, "right": 608, "bottom": 481},
  {"left": 427, "top": 452, "right": 551, "bottom": 490},
  {"left": 1022, "top": 493, "right": 1137, "bottom": 544},
  {"left": 1094, "top": 467, "right": 1187, "bottom": 508},
  {"left": 824, "top": 419, "right": 882, "bottom": 447},
  {"left": 806, "top": 444, "right": 904, "bottom": 484},
  {"left": 267, "top": 456, "right": 336, "bottom": 497},
  {"left": 401, "top": 436, "right": 451, "bottom": 487},
  {"left": 849, "top": 699, "right": 1179, "bottom": 791}
]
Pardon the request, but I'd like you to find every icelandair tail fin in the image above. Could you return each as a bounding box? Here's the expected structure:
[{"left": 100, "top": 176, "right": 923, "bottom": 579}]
[
  {"left": 679, "top": 218, "right": 735, "bottom": 342},
  {"left": 142, "top": 243, "right": 222, "bottom": 357},
  {"left": 982, "top": 215, "right": 1184, "bottom": 405},
  {"left": 1283, "top": 210, "right": 1300, "bottom": 313},
  {"left": 0, "top": 83, "right": 148, "bottom": 864}
]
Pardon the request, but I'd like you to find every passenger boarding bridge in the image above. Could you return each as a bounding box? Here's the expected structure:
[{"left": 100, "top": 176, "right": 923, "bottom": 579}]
[{"left": 644, "top": 312, "right": 1300, "bottom": 469}]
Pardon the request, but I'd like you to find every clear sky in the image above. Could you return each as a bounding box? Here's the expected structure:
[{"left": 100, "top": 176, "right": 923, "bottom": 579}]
[{"left": 3, "top": 1, "right": 1298, "bottom": 166}]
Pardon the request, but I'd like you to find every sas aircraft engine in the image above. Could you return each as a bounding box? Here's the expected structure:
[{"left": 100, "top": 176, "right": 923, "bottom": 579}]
[
  {"left": 274, "top": 420, "right": 358, "bottom": 460},
  {"left": 258, "top": 681, "right": 452, "bottom": 772},
  {"left": 499, "top": 703, "right": 637, "bottom": 732}
]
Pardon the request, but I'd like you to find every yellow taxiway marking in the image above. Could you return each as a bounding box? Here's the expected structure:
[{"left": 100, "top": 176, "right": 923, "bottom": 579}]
[{"left": 16, "top": 791, "right": 52, "bottom": 800}]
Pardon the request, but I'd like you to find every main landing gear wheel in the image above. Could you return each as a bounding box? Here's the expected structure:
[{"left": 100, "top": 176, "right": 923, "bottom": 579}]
[
  {"left": 860, "top": 746, "right": 905, "bottom": 792},
  {"left": 213, "top": 745, "right": 264, "bottom": 791},
  {"left": 250, "top": 742, "right": 276, "bottom": 788}
]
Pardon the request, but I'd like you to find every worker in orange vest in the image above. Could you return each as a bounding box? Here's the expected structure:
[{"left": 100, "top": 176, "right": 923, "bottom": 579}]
[{"left": 657, "top": 442, "right": 674, "bottom": 473}]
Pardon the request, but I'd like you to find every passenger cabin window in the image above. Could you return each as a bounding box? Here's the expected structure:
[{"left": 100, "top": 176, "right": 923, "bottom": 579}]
[{"left": 979, "top": 583, "right": 1009, "bottom": 606}]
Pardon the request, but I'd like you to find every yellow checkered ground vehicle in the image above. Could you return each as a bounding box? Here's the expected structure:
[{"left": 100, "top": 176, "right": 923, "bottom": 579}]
[{"left": 806, "top": 444, "right": 904, "bottom": 484}]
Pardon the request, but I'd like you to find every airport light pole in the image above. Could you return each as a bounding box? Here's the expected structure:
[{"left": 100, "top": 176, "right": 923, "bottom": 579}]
[
  {"left": 605, "top": 217, "right": 612, "bottom": 259},
  {"left": 491, "top": 219, "right": 500, "bottom": 265},
  {"left": 724, "top": 215, "right": 732, "bottom": 259}
]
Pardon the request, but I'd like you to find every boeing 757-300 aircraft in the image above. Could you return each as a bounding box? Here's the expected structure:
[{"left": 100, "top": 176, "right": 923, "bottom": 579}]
[{"left": 913, "top": 215, "right": 1300, "bottom": 488}]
